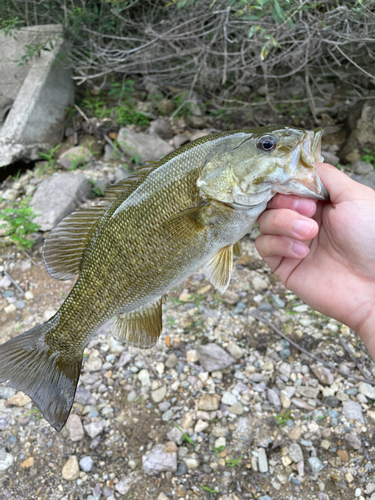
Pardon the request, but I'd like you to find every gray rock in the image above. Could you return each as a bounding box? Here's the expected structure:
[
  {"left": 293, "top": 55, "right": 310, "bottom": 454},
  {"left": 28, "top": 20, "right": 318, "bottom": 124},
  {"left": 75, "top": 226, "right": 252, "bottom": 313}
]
[
  {"left": 115, "top": 475, "right": 139, "bottom": 495},
  {"left": 230, "top": 402, "right": 244, "bottom": 415},
  {"left": 31, "top": 173, "right": 91, "bottom": 231},
  {"left": 349, "top": 173, "right": 375, "bottom": 189},
  {"left": 142, "top": 444, "right": 177, "bottom": 475},
  {"left": 196, "top": 343, "right": 235, "bottom": 372},
  {"left": 226, "top": 341, "right": 243, "bottom": 359},
  {"left": 58, "top": 145, "right": 93, "bottom": 169},
  {"left": 342, "top": 400, "right": 364, "bottom": 423},
  {"left": 66, "top": 414, "right": 84, "bottom": 441},
  {"left": 341, "top": 101, "right": 375, "bottom": 163},
  {"left": 221, "top": 391, "right": 238, "bottom": 406},
  {"left": 308, "top": 457, "right": 324, "bottom": 473},
  {"left": 183, "top": 454, "right": 200, "bottom": 469},
  {"left": 173, "top": 134, "right": 190, "bottom": 148},
  {"left": 149, "top": 119, "right": 173, "bottom": 140},
  {"left": 267, "top": 389, "right": 281, "bottom": 412},
  {"left": 0, "top": 387, "right": 16, "bottom": 399},
  {"left": 271, "top": 294, "right": 285, "bottom": 309},
  {"left": 84, "top": 421, "right": 104, "bottom": 439},
  {"left": 117, "top": 127, "right": 173, "bottom": 163},
  {"left": 296, "top": 386, "right": 319, "bottom": 399},
  {"left": 311, "top": 365, "right": 334, "bottom": 385},
  {"left": 175, "top": 461, "right": 187, "bottom": 476},
  {"left": 278, "top": 362, "right": 291, "bottom": 379},
  {"left": 165, "top": 353, "right": 178, "bottom": 369},
  {"left": 79, "top": 456, "right": 94, "bottom": 472},
  {"left": 321, "top": 150, "right": 339, "bottom": 165},
  {"left": 75, "top": 387, "right": 95, "bottom": 405},
  {"left": 351, "top": 160, "right": 374, "bottom": 175},
  {"left": 258, "top": 448, "right": 268, "bottom": 473},
  {"left": 289, "top": 443, "right": 303, "bottom": 463},
  {"left": 358, "top": 382, "right": 375, "bottom": 400},
  {"left": 344, "top": 432, "right": 361, "bottom": 450},
  {"left": 84, "top": 350, "right": 103, "bottom": 371},
  {"left": 0, "top": 448, "right": 13, "bottom": 471},
  {"left": 151, "top": 385, "right": 167, "bottom": 403}
]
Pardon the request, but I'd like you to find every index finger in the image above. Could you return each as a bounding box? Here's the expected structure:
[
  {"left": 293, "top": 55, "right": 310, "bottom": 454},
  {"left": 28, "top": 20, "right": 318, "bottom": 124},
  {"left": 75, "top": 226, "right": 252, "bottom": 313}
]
[{"left": 267, "top": 194, "right": 317, "bottom": 217}]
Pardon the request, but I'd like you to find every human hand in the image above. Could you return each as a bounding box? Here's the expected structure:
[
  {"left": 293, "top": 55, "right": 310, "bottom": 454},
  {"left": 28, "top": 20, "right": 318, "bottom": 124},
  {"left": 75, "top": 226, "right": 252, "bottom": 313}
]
[{"left": 255, "top": 163, "right": 375, "bottom": 358}]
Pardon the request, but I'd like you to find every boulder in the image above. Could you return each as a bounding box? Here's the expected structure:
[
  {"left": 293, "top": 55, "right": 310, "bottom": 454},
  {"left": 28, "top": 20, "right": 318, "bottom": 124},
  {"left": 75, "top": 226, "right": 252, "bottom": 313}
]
[{"left": 117, "top": 127, "right": 173, "bottom": 163}]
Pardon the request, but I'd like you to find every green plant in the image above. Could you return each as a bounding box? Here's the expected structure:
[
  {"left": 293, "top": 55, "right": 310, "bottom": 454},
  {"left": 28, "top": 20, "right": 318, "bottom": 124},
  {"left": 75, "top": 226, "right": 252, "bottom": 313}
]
[
  {"left": 38, "top": 143, "right": 61, "bottom": 171},
  {"left": 360, "top": 146, "right": 375, "bottom": 166},
  {"left": 116, "top": 106, "right": 149, "bottom": 126},
  {"left": 0, "top": 198, "right": 40, "bottom": 250},
  {"left": 213, "top": 445, "right": 225, "bottom": 457},
  {"left": 202, "top": 486, "right": 219, "bottom": 499},
  {"left": 109, "top": 80, "right": 135, "bottom": 102},
  {"left": 275, "top": 409, "right": 292, "bottom": 426},
  {"left": 15, "top": 37, "right": 58, "bottom": 66},
  {"left": 225, "top": 456, "right": 242, "bottom": 467},
  {"left": 171, "top": 423, "right": 195, "bottom": 446},
  {"left": 25, "top": 408, "right": 42, "bottom": 420},
  {"left": 1, "top": 16, "right": 23, "bottom": 37},
  {"left": 88, "top": 179, "right": 105, "bottom": 197}
]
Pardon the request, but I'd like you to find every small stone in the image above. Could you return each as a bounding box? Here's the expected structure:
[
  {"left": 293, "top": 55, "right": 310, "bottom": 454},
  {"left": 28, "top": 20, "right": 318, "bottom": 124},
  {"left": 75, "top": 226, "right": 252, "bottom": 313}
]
[
  {"left": 183, "top": 455, "right": 200, "bottom": 469},
  {"left": 289, "top": 427, "right": 302, "bottom": 441},
  {"left": 85, "top": 350, "right": 103, "bottom": 371},
  {"left": 157, "top": 493, "right": 169, "bottom": 500},
  {"left": 214, "top": 437, "right": 226, "bottom": 449},
  {"left": 226, "top": 341, "right": 243, "bottom": 359},
  {"left": 62, "top": 456, "right": 80, "bottom": 481},
  {"left": 345, "top": 433, "right": 361, "bottom": 450},
  {"left": 59, "top": 145, "right": 92, "bottom": 169},
  {"left": 198, "top": 393, "right": 221, "bottom": 411},
  {"left": 149, "top": 119, "right": 173, "bottom": 140},
  {"left": 345, "top": 471, "right": 354, "bottom": 483},
  {"left": 230, "top": 402, "right": 244, "bottom": 415},
  {"left": 186, "top": 350, "right": 198, "bottom": 362},
  {"left": 175, "top": 461, "right": 187, "bottom": 476},
  {"left": 84, "top": 421, "right": 104, "bottom": 439},
  {"left": 258, "top": 448, "right": 268, "bottom": 473},
  {"left": 20, "top": 457, "right": 34, "bottom": 468},
  {"left": 280, "top": 391, "right": 291, "bottom": 409},
  {"left": 165, "top": 354, "right": 179, "bottom": 368},
  {"left": 324, "top": 396, "right": 341, "bottom": 408},
  {"left": 196, "top": 343, "right": 235, "bottom": 372},
  {"left": 24, "top": 291, "right": 34, "bottom": 300},
  {"left": 221, "top": 391, "right": 238, "bottom": 406},
  {"left": 194, "top": 420, "right": 209, "bottom": 433},
  {"left": 308, "top": 457, "right": 324, "bottom": 473},
  {"left": 142, "top": 444, "right": 177, "bottom": 475},
  {"left": 321, "top": 440, "right": 331, "bottom": 450},
  {"left": 66, "top": 414, "right": 84, "bottom": 441},
  {"left": 267, "top": 389, "right": 281, "bottom": 412},
  {"left": 366, "top": 484, "right": 375, "bottom": 495},
  {"left": 0, "top": 448, "right": 13, "bottom": 471},
  {"left": 296, "top": 386, "right": 320, "bottom": 399},
  {"left": 7, "top": 392, "right": 31, "bottom": 406},
  {"left": 4, "top": 303, "right": 16, "bottom": 314},
  {"left": 79, "top": 456, "right": 94, "bottom": 472},
  {"left": 282, "top": 456, "right": 292, "bottom": 467},
  {"left": 181, "top": 413, "right": 194, "bottom": 430},
  {"left": 138, "top": 369, "right": 151, "bottom": 386},
  {"left": 151, "top": 385, "right": 167, "bottom": 403},
  {"left": 358, "top": 382, "right": 375, "bottom": 400},
  {"left": 221, "top": 290, "right": 240, "bottom": 305},
  {"left": 289, "top": 443, "right": 303, "bottom": 463},
  {"left": 0, "top": 387, "right": 16, "bottom": 399},
  {"left": 115, "top": 475, "right": 138, "bottom": 495},
  {"left": 311, "top": 365, "right": 335, "bottom": 385},
  {"left": 351, "top": 160, "right": 374, "bottom": 175},
  {"left": 272, "top": 294, "right": 286, "bottom": 309},
  {"left": 173, "top": 134, "right": 190, "bottom": 148},
  {"left": 342, "top": 400, "right": 364, "bottom": 423},
  {"left": 108, "top": 336, "right": 125, "bottom": 353},
  {"left": 252, "top": 276, "right": 268, "bottom": 292}
]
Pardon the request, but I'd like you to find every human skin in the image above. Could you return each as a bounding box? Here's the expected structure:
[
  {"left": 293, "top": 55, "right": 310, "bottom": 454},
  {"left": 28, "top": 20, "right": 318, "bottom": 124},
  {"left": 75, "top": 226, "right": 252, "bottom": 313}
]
[{"left": 255, "top": 162, "right": 375, "bottom": 360}]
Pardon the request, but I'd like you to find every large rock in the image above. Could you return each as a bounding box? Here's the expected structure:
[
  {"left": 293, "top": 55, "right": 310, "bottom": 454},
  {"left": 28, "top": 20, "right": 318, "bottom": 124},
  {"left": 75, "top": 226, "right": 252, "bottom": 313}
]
[
  {"left": 142, "top": 444, "right": 177, "bottom": 475},
  {"left": 196, "top": 343, "right": 235, "bottom": 372},
  {"left": 31, "top": 173, "right": 91, "bottom": 231},
  {"left": 0, "top": 25, "right": 74, "bottom": 167},
  {"left": 117, "top": 127, "right": 173, "bottom": 163},
  {"left": 341, "top": 101, "right": 375, "bottom": 163}
]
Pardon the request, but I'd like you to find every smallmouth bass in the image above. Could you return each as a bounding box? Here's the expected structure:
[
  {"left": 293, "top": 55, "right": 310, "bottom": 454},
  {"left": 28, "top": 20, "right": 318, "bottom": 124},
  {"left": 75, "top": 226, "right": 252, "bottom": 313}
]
[{"left": 0, "top": 126, "right": 328, "bottom": 431}]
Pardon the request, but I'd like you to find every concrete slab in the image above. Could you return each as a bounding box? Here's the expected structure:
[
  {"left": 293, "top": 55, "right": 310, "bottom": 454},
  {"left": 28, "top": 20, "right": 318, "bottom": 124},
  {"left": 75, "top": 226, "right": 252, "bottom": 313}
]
[{"left": 0, "top": 25, "right": 74, "bottom": 167}]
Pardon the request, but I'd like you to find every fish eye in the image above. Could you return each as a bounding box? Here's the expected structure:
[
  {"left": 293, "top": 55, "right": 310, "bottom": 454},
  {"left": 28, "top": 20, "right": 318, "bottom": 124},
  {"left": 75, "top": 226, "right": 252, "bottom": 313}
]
[{"left": 257, "top": 135, "right": 277, "bottom": 152}]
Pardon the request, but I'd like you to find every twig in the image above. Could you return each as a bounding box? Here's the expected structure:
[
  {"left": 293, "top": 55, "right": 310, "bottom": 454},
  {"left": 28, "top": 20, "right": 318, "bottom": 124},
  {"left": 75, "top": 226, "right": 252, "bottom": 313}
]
[
  {"left": 3, "top": 271, "right": 24, "bottom": 296},
  {"left": 249, "top": 312, "right": 375, "bottom": 386},
  {"left": 74, "top": 104, "right": 90, "bottom": 123},
  {"left": 339, "top": 338, "right": 373, "bottom": 381},
  {"left": 22, "top": 250, "right": 41, "bottom": 268}
]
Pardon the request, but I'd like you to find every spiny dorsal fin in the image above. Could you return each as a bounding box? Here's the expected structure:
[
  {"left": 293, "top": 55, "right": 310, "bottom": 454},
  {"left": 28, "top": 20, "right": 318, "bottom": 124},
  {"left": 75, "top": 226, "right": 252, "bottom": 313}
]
[
  {"left": 203, "top": 245, "right": 233, "bottom": 294},
  {"left": 233, "top": 240, "right": 243, "bottom": 258},
  {"left": 112, "top": 298, "right": 163, "bottom": 349},
  {"left": 43, "top": 168, "right": 161, "bottom": 281}
]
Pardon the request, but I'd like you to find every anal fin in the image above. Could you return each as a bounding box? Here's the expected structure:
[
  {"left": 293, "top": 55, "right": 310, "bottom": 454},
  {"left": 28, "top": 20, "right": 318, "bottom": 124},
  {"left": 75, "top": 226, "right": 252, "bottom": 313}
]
[
  {"left": 112, "top": 298, "right": 163, "bottom": 349},
  {"left": 203, "top": 245, "right": 233, "bottom": 294}
]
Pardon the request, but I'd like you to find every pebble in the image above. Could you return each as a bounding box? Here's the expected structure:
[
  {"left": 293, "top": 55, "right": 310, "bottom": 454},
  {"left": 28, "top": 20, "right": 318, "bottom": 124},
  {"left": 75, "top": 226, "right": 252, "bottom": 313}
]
[
  {"left": 342, "top": 400, "right": 364, "bottom": 423},
  {"left": 296, "top": 386, "right": 319, "bottom": 399},
  {"left": 289, "top": 443, "right": 303, "bottom": 463},
  {"left": 198, "top": 394, "right": 221, "bottom": 411},
  {"left": 344, "top": 432, "right": 361, "bottom": 450},
  {"left": 280, "top": 391, "right": 291, "bottom": 409},
  {"left": 85, "top": 350, "right": 103, "bottom": 371},
  {"left": 221, "top": 290, "right": 240, "bottom": 305},
  {"left": 142, "top": 444, "right": 177, "bottom": 475},
  {"left": 358, "top": 382, "right": 375, "bottom": 399},
  {"left": 252, "top": 276, "right": 268, "bottom": 292},
  {"left": 165, "top": 353, "right": 179, "bottom": 368},
  {"left": 62, "top": 456, "right": 80, "bottom": 481},
  {"left": 226, "top": 341, "right": 243, "bottom": 359},
  {"left": 66, "top": 414, "right": 84, "bottom": 441},
  {"left": 311, "top": 365, "right": 334, "bottom": 385},
  {"left": 138, "top": 369, "right": 151, "bottom": 386},
  {"left": 79, "top": 456, "right": 94, "bottom": 472},
  {"left": 0, "top": 387, "right": 16, "bottom": 399},
  {"left": 20, "top": 457, "right": 34, "bottom": 468},
  {"left": 4, "top": 303, "right": 16, "bottom": 314},
  {"left": 289, "top": 427, "right": 302, "bottom": 441},
  {"left": 194, "top": 419, "right": 209, "bottom": 433},
  {"left": 258, "top": 448, "right": 268, "bottom": 473},
  {"left": 186, "top": 350, "right": 198, "bottom": 362},
  {"left": 183, "top": 455, "right": 200, "bottom": 469},
  {"left": 84, "top": 421, "right": 104, "bottom": 439},
  {"left": 175, "top": 461, "right": 187, "bottom": 476},
  {"left": 196, "top": 343, "right": 235, "bottom": 372},
  {"left": 230, "top": 402, "right": 244, "bottom": 415},
  {"left": 151, "top": 385, "right": 167, "bottom": 403},
  {"left": 221, "top": 391, "right": 238, "bottom": 406},
  {"left": 7, "top": 392, "right": 31, "bottom": 406},
  {"left": 279, "top": 348, "right": 291, "bottom": 359},
  {"left": 267, "top": 389, "right": 281, "bottom": 412},
  {"left": 115, "top": 475, "right": 138, "bottom": 495},
  {"left": 0, "top": 448, "right": 14, "bottom": 471},
  {"left": 308, "top": 457, "right": 324, "bottom": 473}
]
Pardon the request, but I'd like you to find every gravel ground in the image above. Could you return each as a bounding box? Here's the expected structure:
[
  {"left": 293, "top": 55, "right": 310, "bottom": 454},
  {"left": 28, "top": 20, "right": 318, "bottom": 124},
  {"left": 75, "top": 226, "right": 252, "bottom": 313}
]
[{"left": 1, "top": 164, "right": 375, "bottom": 500}]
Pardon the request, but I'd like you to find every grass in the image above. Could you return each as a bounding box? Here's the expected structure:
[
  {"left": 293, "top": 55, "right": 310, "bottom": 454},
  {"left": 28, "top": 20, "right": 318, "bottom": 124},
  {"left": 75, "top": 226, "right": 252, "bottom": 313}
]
[
  {"left": 225, "top": 456, "right": 242, "bottom": 467},
  {"left": 171, "top": 423, "right": 196, "bottom": 446},
  {"left": 275, "top": 409, "right": 292, "bottom": 426},
  {"left": 213, "top": 445, "right": 225, "bottom": 457},
  {"left": 202, "top": 486, "right": 219, "bottom": 498},
  {"left": 0, "top": 197, "right": 40, "bottom": 250}
]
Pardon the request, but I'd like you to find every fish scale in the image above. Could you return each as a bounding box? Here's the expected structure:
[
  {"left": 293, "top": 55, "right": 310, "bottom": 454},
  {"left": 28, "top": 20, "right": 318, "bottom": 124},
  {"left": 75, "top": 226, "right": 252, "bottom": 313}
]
[{"left": 0, "top": 126, "right": 328, "bottom": 431}]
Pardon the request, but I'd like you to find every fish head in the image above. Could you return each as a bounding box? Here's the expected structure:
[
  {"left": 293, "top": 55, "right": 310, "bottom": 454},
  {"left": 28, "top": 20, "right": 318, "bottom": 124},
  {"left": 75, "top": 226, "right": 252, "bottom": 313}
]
[{"left": 197, "top": 126, "right": 328, "bottom": 208}]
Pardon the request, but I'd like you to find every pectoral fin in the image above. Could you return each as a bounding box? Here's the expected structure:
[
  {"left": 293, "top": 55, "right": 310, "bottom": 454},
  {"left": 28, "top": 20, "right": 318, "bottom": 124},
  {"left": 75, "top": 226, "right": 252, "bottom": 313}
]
[
  {"left": 203, "top": 245, "right": 233, "bottom": 294},
  {"left": 233, "top": 240, "right": 243, "bottom": 258},
  {"left": 112, "top": 298, "right": 163, "bottom": 349}
]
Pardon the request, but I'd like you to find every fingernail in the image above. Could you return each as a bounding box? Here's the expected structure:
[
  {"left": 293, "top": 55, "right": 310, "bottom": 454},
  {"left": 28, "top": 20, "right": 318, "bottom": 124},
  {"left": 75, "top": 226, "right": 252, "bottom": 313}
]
[
  {"left": 292, "top": 242, "right": 309, "bottom": 256},
  {"left": 294, "top": 199, "right": 315, "bottom": 214},
  {"left": 293, "top": 219, "right": 314, "bottom": 237}
]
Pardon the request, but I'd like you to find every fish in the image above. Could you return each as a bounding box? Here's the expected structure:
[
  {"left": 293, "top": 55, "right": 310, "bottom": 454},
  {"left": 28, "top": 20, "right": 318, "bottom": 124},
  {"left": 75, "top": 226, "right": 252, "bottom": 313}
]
[{"left": 0, "top": 126, "right": 328, "bottom": 431}]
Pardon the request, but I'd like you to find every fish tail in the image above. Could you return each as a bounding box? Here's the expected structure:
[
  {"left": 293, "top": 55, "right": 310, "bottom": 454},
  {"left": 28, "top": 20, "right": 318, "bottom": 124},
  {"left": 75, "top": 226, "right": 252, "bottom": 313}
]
[{"left": 0, "top": 323, "right": 82, "bottom": 432}]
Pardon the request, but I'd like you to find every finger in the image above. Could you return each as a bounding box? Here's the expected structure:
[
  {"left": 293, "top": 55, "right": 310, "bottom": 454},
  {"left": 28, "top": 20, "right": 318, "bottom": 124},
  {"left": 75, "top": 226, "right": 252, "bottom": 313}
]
[
  {"left": 258, "top": 208, "right": 319, "bottom": 241},
  {"left": 267, "top": 195, "right": 317, "bottom": 216},
  {"left": 255, "top": 234, "right": 310, "bottom": 260}
]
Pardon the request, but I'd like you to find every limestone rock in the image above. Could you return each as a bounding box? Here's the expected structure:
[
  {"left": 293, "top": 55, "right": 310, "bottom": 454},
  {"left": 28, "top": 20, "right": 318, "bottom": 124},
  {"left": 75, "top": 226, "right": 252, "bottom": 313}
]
[{"left": 118, "top": 127, "right": 173, "bottom": 163}]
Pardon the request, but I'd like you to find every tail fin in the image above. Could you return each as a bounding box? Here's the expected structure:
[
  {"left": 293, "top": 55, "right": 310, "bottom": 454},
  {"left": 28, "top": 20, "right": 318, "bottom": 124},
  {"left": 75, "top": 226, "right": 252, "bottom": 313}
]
[{"left": 0, "top": 324, "right": 82, "bottom": 432}]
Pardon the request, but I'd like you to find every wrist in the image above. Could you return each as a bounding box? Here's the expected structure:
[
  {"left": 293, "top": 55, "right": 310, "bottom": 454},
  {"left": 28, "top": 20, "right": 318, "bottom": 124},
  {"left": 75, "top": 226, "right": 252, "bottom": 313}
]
[{"left": 354, "top": 304, "right": 375, "bottom": 361}]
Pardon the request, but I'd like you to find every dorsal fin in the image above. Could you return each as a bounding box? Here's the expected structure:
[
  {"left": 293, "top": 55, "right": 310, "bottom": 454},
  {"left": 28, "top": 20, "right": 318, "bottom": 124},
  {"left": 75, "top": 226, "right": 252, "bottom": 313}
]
[{"left": 43, "top": 169, "right": 159, "bottom": 281}]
